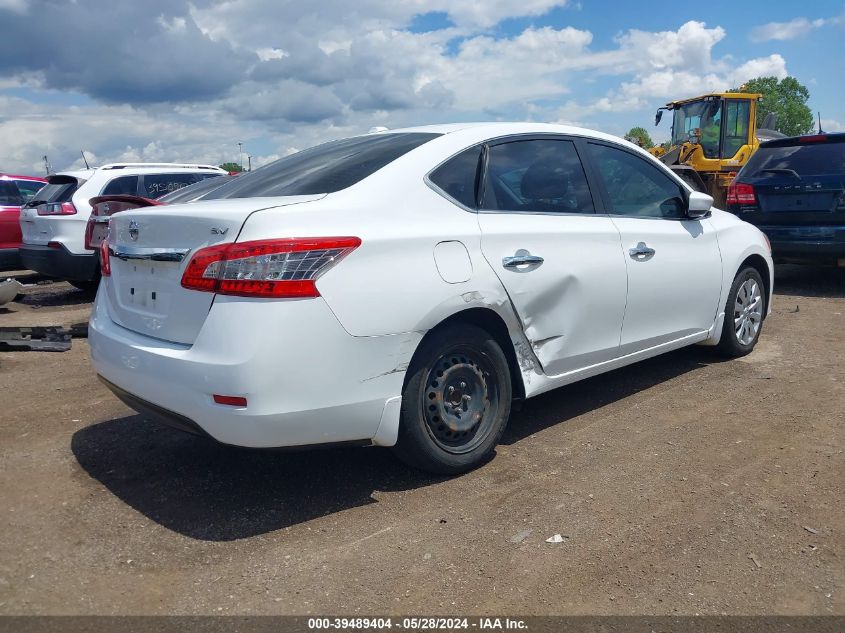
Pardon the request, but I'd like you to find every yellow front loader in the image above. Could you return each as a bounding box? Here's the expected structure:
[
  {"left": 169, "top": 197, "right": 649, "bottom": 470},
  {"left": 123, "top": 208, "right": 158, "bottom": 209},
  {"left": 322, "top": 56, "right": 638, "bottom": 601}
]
[{"left": 649, "top": 92, "right": 782, "bottom": 207}]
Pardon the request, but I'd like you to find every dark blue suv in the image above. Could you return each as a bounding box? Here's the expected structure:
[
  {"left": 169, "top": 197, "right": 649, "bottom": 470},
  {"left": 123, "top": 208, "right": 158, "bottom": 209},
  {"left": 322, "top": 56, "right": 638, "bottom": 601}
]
[{"left": 726, "top": 133, "right": 845, "bottom": 265}]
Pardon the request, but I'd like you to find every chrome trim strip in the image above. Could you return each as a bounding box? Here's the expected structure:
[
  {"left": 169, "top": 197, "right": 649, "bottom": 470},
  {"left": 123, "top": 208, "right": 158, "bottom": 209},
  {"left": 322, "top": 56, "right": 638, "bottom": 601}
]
[{"left": 110, "top": 244, "right": 191, "bottom": 262}]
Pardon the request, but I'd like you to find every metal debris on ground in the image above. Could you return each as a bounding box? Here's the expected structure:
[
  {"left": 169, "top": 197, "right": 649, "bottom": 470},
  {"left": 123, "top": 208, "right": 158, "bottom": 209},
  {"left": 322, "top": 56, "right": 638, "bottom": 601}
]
[
  {"left": 748, "top": 554, "right": 762, "bottom": 569},
  {"left": 545, "top": 534, "right": 568, "bottom": 544},
  {"left": 0, "top": 279, "right": 23, "bottom": 306},
  {"left": 510, "top": 529, "right": 532, "bottom": 544},
  {"left": 803, "top": 526, "right": 819, "bottom": 534},
  {"left": 0, "top": 327, "right": 73, "bottom": 352}
]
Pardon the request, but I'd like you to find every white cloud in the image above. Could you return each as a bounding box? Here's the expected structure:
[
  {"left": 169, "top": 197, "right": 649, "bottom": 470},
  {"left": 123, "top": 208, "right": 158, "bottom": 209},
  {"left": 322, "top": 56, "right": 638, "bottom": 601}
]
[
  {"left": 750, "top": 17, "right": 829, "bottom": 42},
  {"left": 820, "top": 119, "right": 843, "bottom": 132},
  {"left": 0, "top": 0, "right": 28, "bottom": 13},
  {"left": 0, "top": 5, "right": 805, "bottom": 174}
]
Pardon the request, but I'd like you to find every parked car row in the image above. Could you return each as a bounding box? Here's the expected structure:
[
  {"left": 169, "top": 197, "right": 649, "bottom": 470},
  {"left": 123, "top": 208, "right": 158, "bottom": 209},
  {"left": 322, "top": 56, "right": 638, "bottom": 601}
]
[{"left": 16, "top": 163, "right": 226, "bottom": 286}]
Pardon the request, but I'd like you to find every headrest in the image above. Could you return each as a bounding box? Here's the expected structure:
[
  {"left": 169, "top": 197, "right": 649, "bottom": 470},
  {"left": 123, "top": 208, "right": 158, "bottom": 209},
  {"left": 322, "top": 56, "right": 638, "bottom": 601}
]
[{"left": 520, "top": 161, "right": 571, "bottom": 200}]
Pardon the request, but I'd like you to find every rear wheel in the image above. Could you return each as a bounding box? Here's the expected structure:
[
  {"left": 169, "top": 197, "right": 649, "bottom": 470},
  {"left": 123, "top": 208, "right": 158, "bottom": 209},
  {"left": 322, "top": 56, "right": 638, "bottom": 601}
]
[
  {"left": 716, "top": 266, "right": 765, "bottom": 357},
  {"left": 393, "top": 323, "right": 512, "bottom": 475}
]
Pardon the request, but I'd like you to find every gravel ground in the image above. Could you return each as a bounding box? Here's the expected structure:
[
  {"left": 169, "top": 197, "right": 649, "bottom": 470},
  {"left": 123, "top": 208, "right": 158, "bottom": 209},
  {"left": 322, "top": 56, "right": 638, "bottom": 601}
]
[{"left": 0, "top": 265, "right": 842, "bottom": 615}]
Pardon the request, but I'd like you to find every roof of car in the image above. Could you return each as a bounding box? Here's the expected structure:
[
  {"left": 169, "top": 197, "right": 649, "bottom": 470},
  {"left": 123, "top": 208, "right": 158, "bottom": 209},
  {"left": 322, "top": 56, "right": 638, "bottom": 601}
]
[
  {"left": 379, "top": 121, "right": 633, "bottom": 146},
  {"left": 759, "top": 132, "right": 845, "bottom": 147},
  {"left": 52, "top": 163, "right": 227, "bottom": 179}
]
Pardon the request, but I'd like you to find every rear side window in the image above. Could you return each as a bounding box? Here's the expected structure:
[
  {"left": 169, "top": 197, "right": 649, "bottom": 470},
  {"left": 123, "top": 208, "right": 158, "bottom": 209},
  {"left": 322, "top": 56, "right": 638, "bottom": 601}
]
[
  {"left": 429, "top": 146, "right": 482, "bottom": 209},
  {"left": 157, "top": 174, "right": 228, "bottom": 204},
  {"left": 203, "top": 133, "right": 440, "bottom": 199},
  {"left": 742, "top": 142, "right": 845, "bottom": 178},
  {"left": 101, "top": 175, "right": 139, "bottom": 196},
  {"left": 480, "top": 139, "right": 594, "bottom": 213},
  {"left": 0, "top": 181, "right": 24, "bottom": 206},
  {"left": 142, "top": 173, "right": 215, "bottom": 198},
  {"left": 24, "top": 176, "right": 79, "bottom": 205},
  {"left": 13, "top": 180, "right": 44, "bottom": 202},
  {"left": 588, "top": 143, "right": 686, "bottom": 219}
]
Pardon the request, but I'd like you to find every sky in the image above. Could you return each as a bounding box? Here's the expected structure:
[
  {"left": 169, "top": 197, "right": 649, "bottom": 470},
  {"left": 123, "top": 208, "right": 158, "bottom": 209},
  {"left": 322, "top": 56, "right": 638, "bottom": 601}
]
[{"left": 0, "top": 0, "right": 843, "bottom": 175}]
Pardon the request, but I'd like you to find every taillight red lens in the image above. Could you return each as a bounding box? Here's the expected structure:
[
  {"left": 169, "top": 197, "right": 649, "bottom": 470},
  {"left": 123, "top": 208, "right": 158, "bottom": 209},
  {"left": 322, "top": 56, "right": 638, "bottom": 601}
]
[
  {"left": 100, "top": 237, "right": 111, "bottom": 276},
  {"left": 181, "top": 237, "right": 361, "bottom": 298},
  {"left": 727, "top": 182, "right": 756, "bottom": 205},
  {"left": 213, "top": 394, "right": 247, "bottom": 407},
  {"left": 37, "top": 201, "right": 77, "bottom": 216},
  {"left": 84, "top": 217, "right": 95, "bottom": 250}
]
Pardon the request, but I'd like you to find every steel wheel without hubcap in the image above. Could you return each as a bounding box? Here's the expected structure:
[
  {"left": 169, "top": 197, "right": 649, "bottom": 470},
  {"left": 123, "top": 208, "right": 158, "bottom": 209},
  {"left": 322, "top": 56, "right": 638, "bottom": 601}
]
[
  {"left": 422, "top": 348, "right": 499, "bottom": 455},
  {"left": 734, "top": 278, "right": 763, "bottom": 346}
]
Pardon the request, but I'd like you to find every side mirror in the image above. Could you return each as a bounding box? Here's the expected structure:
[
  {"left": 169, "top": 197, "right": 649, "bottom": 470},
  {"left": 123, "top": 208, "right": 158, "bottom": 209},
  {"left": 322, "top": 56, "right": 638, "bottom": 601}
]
[{"left": 686, "top": 191, "right": 713, "bottom": 218}]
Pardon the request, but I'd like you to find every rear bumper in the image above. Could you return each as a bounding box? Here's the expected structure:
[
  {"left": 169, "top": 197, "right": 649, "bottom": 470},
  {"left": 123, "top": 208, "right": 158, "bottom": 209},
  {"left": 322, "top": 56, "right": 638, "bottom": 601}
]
[
  {"left": 89, "top": 286, "right": 418, "bottom": 448},
  {"left": 759, "top": 226, "right": 845, "bottom": 263},
  {"left": 19, "top": 243, "right": 98, "bottom": 280},
  {"left": 0, "top": 247, "right": 21, "bottom": 271}
]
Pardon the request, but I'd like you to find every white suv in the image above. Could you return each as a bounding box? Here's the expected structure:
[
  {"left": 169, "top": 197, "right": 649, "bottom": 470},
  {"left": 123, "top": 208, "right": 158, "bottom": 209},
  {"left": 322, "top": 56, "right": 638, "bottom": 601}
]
[{"left": 19, "top": 163, "right": 226, "bottom": 288}]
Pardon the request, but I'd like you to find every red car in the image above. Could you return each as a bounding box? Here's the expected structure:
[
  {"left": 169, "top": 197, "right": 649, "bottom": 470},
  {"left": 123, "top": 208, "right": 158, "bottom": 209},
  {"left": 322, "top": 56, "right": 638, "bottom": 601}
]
[{"left": 1, "top": 174, "right": 46, "bottom": 270}]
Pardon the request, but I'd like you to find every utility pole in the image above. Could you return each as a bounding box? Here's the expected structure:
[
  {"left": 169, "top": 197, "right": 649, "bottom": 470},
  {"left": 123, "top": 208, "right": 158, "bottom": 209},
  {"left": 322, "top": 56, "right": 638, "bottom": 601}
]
[
  {"left": 237, "top": 142, "right": 243, "bottom": 171},
  {"left": 43, "top": 155, "right": 51, "bottom": 176}
]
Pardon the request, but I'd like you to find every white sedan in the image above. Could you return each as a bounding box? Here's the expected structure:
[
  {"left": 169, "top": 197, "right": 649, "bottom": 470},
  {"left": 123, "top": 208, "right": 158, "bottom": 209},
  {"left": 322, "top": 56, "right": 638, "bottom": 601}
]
[{"left": 89, "top": 123, "right": 773, "bottom": 474}]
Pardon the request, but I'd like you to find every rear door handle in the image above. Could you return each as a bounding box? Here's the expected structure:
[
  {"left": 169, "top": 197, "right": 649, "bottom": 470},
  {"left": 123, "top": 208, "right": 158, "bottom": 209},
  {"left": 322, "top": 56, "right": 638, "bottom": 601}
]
[
  {"left": 628, "top": 242, "right": 656, "bottom": 258},
  {"left": 502, "top": 253, "right": 544, "bottom": 268}
]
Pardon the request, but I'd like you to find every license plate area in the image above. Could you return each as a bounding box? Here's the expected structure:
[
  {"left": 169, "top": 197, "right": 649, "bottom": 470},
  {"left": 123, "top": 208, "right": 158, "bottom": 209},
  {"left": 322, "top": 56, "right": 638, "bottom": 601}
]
[{"left": 113, "top": 260, "right": 181, "bottom": 315}]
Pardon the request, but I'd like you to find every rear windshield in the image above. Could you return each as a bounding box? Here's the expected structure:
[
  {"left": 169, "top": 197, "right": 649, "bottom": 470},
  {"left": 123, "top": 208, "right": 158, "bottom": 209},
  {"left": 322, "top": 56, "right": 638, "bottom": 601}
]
[
  {"left": 158, "top": 174, "right": 230, "bottom": 203},
  {"left": 203, "top": 133, "right": 440, "bottom": 199},
  {"left": 0, "top": 181, "right": 24, "bottom": 206},
  {"left": 743, "top": 141, "right": 845, "bottom": 178},
  {"left": 24, "top": 176, "right": 80, "bottom": 206}
]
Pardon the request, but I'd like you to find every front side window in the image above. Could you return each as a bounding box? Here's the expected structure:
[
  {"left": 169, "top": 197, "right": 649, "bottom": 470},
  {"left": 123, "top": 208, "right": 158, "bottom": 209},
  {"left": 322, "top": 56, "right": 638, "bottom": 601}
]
[
  {"left": 429, "top": 146, "right": 482, "bottom": 209},
  {"left": 588, "top": 143, "right": 686, "bottom": 219},
  {"left": 101, "top": 175, "right": 139, "bottom": 196},
  {"left": 204, "top": 133, "right": 440, "bottom": 199},
  {"left": 480, "top": 139, "right": 594, "bottom": 213}
]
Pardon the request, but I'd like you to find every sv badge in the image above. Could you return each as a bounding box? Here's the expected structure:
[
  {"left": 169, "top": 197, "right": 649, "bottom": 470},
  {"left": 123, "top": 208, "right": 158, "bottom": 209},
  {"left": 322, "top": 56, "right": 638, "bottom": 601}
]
[{"left": 211, "top": 227, "right": 229, "bottom": 235}]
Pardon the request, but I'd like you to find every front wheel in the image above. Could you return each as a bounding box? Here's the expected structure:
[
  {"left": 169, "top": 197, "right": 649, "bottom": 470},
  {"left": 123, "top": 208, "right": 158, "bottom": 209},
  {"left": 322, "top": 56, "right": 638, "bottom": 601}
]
[
  {"left": 392, "top": 323, "right": 512, "bottom": 475},
  {"left": 716, "top": 266, "right": 766, "bottom": 357}
]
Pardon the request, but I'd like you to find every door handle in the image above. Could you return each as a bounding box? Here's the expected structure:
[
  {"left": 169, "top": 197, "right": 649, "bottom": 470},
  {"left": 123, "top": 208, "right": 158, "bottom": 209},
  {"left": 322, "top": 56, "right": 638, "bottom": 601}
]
[
  {"left": 502, "top": 253, "right": 544, "bottom": 269},
  {"left": 628, "top": 242, "right": 656, "bottom": 259}
]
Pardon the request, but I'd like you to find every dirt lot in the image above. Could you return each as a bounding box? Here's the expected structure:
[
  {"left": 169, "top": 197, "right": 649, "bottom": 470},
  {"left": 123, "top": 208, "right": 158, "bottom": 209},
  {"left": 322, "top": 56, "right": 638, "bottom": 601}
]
[{"left": 0, "top": 266, "right": 842, "bottom": 615}]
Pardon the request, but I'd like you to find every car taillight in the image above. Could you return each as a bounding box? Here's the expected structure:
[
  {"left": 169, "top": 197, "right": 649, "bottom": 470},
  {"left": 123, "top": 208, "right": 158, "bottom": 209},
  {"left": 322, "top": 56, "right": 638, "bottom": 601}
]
[
  {"left": 727, "top": 182, "right": 756, "bottom": 205},
  {"left": 37, "top": 202, "right": 77, "bottom": 216},
  {"left": 180, "top": 237, "right": 361, "bottom": 298},
  {"left": 800, "top": 134, "right": 827, "bottom": 143},
  {"left": 100, "top": 237, "right": 111, "bottom": 276},
  {"left": 84, "top": 216, "right": 96, "bottom": 250}
]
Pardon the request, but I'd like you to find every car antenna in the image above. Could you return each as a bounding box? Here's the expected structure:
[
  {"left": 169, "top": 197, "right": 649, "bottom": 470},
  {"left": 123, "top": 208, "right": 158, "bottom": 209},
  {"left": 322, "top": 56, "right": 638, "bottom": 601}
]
[
  {"left": 817, "top": 112, "right": 824, "bottom": 134},
  {"left": 80, "top": 150, "right": 91, "bottom": 169}
]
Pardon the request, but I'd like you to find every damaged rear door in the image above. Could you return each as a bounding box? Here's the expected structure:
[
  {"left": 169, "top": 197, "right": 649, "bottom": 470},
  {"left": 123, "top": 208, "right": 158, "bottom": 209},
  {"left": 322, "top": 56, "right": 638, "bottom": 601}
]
[{"left": 477, "top": 136, "right": 627, "bottom": 376}]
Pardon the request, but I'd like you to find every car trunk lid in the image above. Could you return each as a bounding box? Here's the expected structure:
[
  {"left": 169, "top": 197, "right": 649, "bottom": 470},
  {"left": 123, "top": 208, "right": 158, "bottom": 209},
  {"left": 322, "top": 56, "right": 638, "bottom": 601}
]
[{"left": 104, "top": 195, "right": 324, "bottom": 344}]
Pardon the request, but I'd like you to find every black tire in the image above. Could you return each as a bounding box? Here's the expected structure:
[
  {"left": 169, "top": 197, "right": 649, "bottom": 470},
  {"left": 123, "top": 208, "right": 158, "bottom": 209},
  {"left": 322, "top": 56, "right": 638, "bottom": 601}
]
[
  {"left": 393, "top": 323, "right": 512, "bottom": 475},
  {"left": 716, "top": 266, "right": 766, "bottom": 357}
]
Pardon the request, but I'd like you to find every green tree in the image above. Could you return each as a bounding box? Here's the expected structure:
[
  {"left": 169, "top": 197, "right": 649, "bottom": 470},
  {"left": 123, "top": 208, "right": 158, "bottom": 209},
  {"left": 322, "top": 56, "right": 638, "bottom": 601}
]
[
  {"left": 729, "top": 76, "right": 814, "bottom": 137},
  {"left": 219, "top": 162, "right": 244, "bottom": 173},
  {"left": 624, "top": 126, "right": 654, "bottom": 149}
]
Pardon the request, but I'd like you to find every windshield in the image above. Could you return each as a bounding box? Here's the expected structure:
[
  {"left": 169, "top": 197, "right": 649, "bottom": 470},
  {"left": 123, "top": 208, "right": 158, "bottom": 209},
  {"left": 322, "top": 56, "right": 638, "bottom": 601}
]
[{"left": 672, "top": 99, "right": 722, "bottom": 159}]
